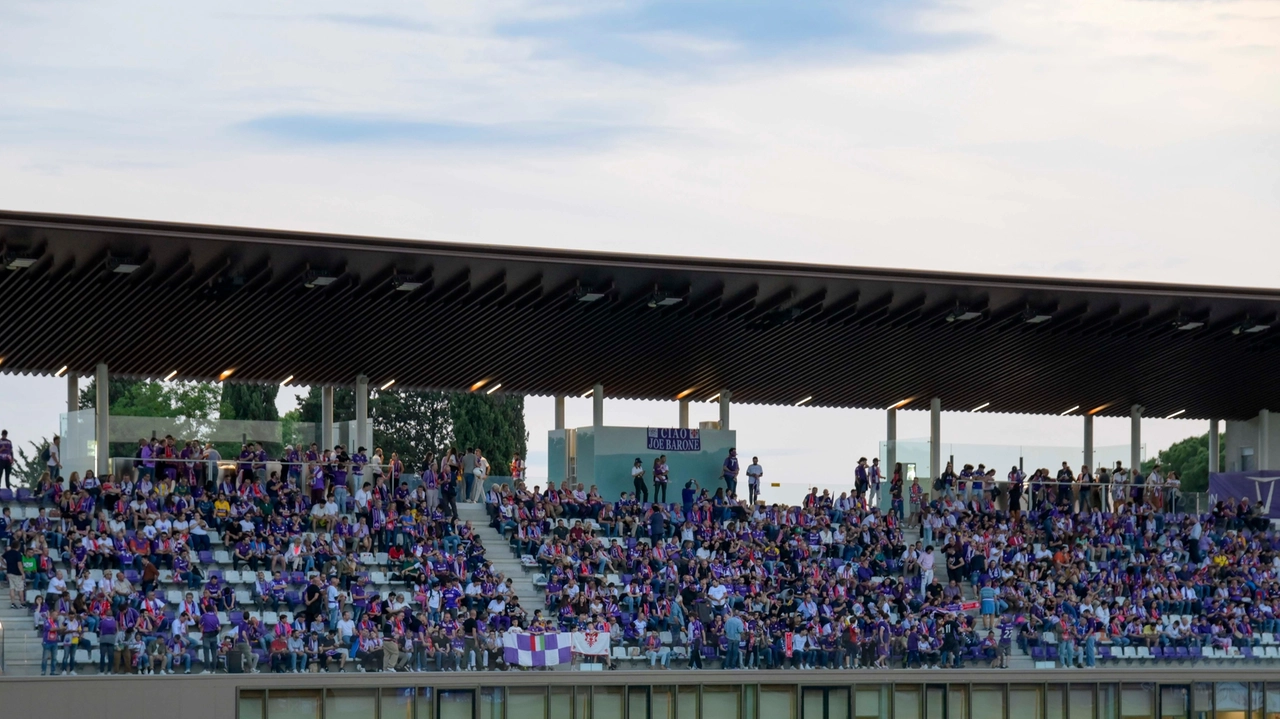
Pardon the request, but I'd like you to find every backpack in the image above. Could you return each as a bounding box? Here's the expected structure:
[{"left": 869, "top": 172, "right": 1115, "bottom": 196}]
[{"left": 40, "top": 445, "right": 51, "bottom": 463}]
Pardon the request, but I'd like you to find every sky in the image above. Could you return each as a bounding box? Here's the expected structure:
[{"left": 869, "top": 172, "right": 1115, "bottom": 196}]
[{"left": 0, "top": 0, "right": 1275, "bottom": 492}]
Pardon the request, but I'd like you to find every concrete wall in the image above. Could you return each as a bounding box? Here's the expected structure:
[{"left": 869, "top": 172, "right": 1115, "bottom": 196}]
[
  {"left": 0, "top": 674, "right": 234, "bottom": 719},
  {"left": 551, "top": 426, "right": 736, "bottom": 500},
  {"left": 3, "top": 668, "right": 1280, "bottom": 719},
  {"left": 1225, "top": 413, "right": 1280, "bottom": 472}
]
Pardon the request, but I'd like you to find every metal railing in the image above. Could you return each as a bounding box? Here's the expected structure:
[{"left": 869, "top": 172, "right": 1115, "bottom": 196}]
[{"left": 102, "top": 456, "right": 517, "bottom": 494}]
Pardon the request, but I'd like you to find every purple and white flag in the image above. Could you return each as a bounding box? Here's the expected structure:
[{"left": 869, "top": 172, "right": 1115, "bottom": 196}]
[
  {"left": 1209, "top": 471, "right": 1280, "bottom": 520},
  {"left": 503, "top": 631, "right": 574, "bottom": 667}
]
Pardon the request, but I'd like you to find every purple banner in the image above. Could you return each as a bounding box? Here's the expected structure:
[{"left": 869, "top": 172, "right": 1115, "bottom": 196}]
[
  {"left": 502, "top": 631, "right": 574, "bottom": 667},
  {"left": 1209, "top": 470, "right": 1280, "bottom": 520},
  {"left": 647, "top": 427, "right": 701, "bottom": 452}
]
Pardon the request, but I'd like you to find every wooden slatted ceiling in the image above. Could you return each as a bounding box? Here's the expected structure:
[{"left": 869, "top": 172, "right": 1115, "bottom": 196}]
[{"left": 0, "top": 210, "right": 1277, "bottom": 420}]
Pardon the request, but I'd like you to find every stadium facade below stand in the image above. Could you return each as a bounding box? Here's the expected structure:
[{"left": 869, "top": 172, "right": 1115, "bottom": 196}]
[{"left": 3, "top": 669, "right": 1280, "bottom": 719}]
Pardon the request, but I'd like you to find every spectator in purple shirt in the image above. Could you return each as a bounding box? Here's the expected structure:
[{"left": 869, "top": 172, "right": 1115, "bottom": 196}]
[{"left": 199, "top": 609, "right": 220, "bottom": 673}]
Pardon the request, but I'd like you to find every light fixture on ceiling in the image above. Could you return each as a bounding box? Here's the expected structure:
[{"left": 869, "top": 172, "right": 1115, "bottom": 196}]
[
  {"left": 646, "top": 291, "right": 683, "bottom": 308},
  {"left": 391, "top": 275, "right": 424, "bottom": 292},
  {"left": 1165, "top": 409, "right": 1186, "bottom": 419},
  {"left": 1172, "top": 314, "right": 1204, "bottom": 331},
  {"left": 1233, "top": 319, "right": 1270, "bottom": 335},
  {"left": 946, "top": 304, "right": 983, "bottom": 322},
  {"left": 218, "top": 368, "right": 236, "bottom": 381},
  {"left": 1087, "top": 403, "right": 1112, "bottom": 415},
  {"left": 675, "top": 388, "right": 696, "bottom": 400},
  {"left": 54, "top": 365, "right": 68, "bottom": 377},
  {"left": 380, "top": 379, "right": 396, "bottom": 390},
  {"left": 794, "top": 396, "right": 813, "bottom": 406},
  {"left": 486, "top": 383, "right": 502, "bottom": 395},
  {"left": 971, "top": 402, "right": 990, "bottom": 412},
  {"left": 470, "top": 379, "right": 490, "bottom": 392},
  {"left": 281, "top": 375, "right": 294, "bottom": 385},
  {"left": 3, "top": 251, "right": 36, "bottom": 270},
  {"left": 1021, "top": 307, "right": 1053, "bottom": 324},
  {"left": 580, "top": 388, "right": 595, "bottom": 398},
  {"left": 303, "top": 270, "right": 337, "bottom": 288},
  {"left": 707, "top": 393, "right": 721, "bottom": 403},
  {"left": 164, "top": 370, "right": 178, "bottom": 381},
  {"left": 574, "top": 284, "right": 607, "bottom": 302},
  {"left": 887, "top": 398, "right": 913, "bottom": 410},
  {"left": 1059, "top": 405, "right": 1080, "bottom": 415},
  {"left": 105, "top": 255, "right": 143, "bottom": 274}
]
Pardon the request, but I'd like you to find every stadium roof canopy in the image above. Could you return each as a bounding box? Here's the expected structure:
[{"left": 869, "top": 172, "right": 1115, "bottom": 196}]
[{"left": 1, "top": 210, "right": 1277, "bottom": 420}]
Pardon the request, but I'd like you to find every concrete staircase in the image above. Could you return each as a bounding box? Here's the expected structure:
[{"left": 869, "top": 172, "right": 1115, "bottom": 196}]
[
  {"left": 1, "top": 602, "right": 41, "bottom": 675},
  {"left": 455, "top": 502, "right": 539, "bottom": 607}
]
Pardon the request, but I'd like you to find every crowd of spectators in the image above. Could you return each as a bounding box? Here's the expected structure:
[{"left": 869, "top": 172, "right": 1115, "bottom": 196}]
[{"left": 1, "top": 429, "right": 1278, "bottom": 676}]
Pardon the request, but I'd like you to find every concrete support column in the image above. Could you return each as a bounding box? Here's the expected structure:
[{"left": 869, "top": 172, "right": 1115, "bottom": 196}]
[
  {"left": 592, "top": 383, "right": 604, "bottom": 428},
  {"left": 321, "top": 387, "right": 334, "bottom": 449},
  {"left": 929, "top": 398, "right": 941, "bottom": 481},
  {"left": 554, "top": 396, "right": 565, "bottom": 430},
  {"left": 95, "top": 363, "right": 109, "bottom": 476},
  {"left": 885, "top": 407, "right": 898, "bottom": 513},
  {"left": 67, "top": 372, "right": 78, "bottom": 414},
  {"left": 1130, "top": 404, "right": 1144, "bottom": 474},
  {"left": 718, "top": 390, "right": 732, "bottom": 431},
  {"left": 1208, "top": 419, "right": 1220, "bottom": 474},
  {"left": 355, "top": 374, "right": 369, "bottom": 450},
  {"left": 1261, "top": 409, "right": 1272, "bottom": 471},
  {"left": 1083, "top": 414, "right": 1094, "bottom": 471},
  {"left": 678, "top": 399, "right": 690, "bottom": 429}
]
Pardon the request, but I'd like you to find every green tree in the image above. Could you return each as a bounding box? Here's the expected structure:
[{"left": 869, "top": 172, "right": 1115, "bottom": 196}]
[
  {"left": 14, "top": 437, "right": 51, "bottom": 487},
  {"left": 219, "top": 383, "right": 279, "bottom": 421},
  {"left": 218, "top": 382, "right": 282, "bottom": 456},
  {"left": 370, "top": 388, "right": 453, "bottom": 466},
  {"left": 78, "top": 377, "right": 221, "bottom": 460},
  {"left": 292, "top": 387, "right": 524, "bottom": 470},
  {"left": 449, "top": 392, "right": 528, "bottom": 474},
  {"left": 1140, "top": 431, "right": 1225, "bottom": 493}
]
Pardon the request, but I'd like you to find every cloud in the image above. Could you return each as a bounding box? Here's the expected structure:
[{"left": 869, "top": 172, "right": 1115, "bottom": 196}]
[
  {"left": 498, "top": 0, "right": 987, "bottom": 68},
  {"left": 312, "top": 14, "right": 435, "bottom": 32},
  {"left": 236, "top": 114, "right": 643, "bottom": 148}
]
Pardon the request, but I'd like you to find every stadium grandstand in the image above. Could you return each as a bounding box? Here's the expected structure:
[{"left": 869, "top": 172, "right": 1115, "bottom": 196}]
[{"left": 1, "top": 211, "right": 1280, "bottom": 719}]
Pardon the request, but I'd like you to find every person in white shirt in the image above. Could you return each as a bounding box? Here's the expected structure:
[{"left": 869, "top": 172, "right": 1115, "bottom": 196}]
[
  {"left": 746, "top": 457, "right": 763, "bottom": 504},
  {"left": 325, "top": 577, "right": 342, "bottom": 629},
  {"left": 353, "top": 484, "right": 372, "bottom": 513},
  {"left": 919, "top": 547, "right": 936, "bottom": 589},
  {"left": 707, "top": 579, "right": 729, "bottom": 609},
  {"left": 47, "top": 435, "right": 62, "bottom": 482},
  {"left": 470, "top": 448, "right": 489, "bottom": 503}
]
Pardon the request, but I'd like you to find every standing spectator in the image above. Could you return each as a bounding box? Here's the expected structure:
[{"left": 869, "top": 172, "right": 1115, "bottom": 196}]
[
  {"left": 471, "top": 448, "right": 489, "bottom": 502},
  {"left": 631, "top": 458, "right": 649, "bottom": 503},
  {"left": 855, "top": 457, "right": 869, "bottom": 503},
  {"left": 46, "top": 435, "right": 62, "bottom": 483},
  {"left": 652, "top": 455, "right": 669, "bottom": 504},
  {"left": 681, "top": 479, "right": 699, "bottom": 517},
  {"left": 509, "top": 452, "right": 524, "bottom": 485},
  {"left": 198, "top": 606, "right": 220, "bottom": 673},
  {"left": 0, "top": 429, "right": 13, "bottom": 489},
  {"left": 3, "top": 541, "right": 24, "bottom": 608},
  {"left": 746, "top": 456, "right": 763, "bottom": 505},
  {"left": 870, "top": 458, "right": 884, "bottom": 503},
  {"left": 461, "top": 448, "right": 477, "bottom": 502},
  {"left": 722, "top": 448, "right": 739, "bottom": 498},
  {"left": 723, "top": 608, "right": 745, "bottom": 669}
]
